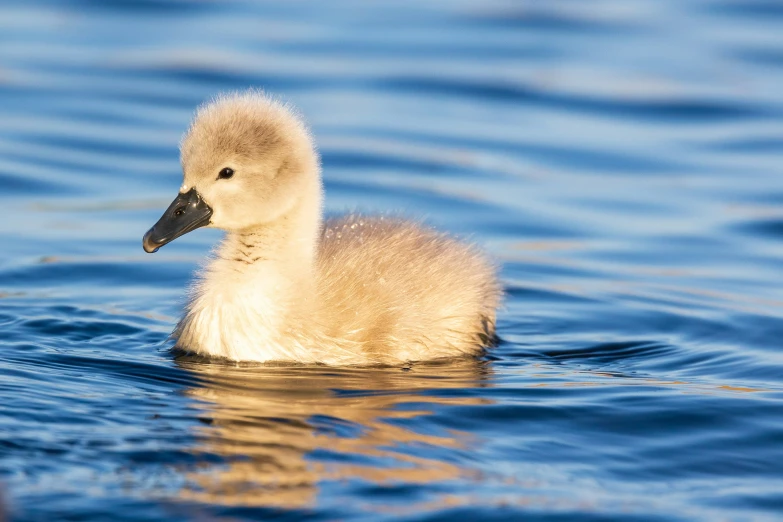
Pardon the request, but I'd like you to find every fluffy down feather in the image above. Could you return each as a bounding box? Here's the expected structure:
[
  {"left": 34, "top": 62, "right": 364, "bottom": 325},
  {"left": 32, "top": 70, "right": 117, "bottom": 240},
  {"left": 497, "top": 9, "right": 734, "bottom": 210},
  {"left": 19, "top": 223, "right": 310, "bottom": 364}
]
[{"left": 166, "top": 90, "right": 501, "bottom": 365}]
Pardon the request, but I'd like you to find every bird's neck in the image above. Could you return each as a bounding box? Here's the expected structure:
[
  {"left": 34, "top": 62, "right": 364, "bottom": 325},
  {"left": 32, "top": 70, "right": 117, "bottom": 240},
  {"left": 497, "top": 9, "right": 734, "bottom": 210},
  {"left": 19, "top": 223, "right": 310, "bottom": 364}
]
[
  {"left": 175, "top": 177, "right": 323, "bottom": 361},
  {"left": 213, "top": 175, "right": 322, "bottom": 287}
]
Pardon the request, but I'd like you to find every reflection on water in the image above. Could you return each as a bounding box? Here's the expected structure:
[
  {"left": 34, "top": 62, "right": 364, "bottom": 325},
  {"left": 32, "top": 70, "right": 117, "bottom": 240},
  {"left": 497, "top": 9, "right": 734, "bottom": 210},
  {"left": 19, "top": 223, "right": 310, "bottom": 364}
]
[
  {"left": 168, "top": 357, "right": 780, "bottom": 519},
  {"left": 175, "top": 358, "right": 491, "bottom": 509}
]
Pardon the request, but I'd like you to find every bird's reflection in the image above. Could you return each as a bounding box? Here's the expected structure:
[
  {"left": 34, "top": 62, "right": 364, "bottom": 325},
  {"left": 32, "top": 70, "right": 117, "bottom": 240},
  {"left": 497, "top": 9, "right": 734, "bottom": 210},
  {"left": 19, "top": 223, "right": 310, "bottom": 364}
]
[{"left": 173, "top": 356, "right": 493, "bottom": 508}]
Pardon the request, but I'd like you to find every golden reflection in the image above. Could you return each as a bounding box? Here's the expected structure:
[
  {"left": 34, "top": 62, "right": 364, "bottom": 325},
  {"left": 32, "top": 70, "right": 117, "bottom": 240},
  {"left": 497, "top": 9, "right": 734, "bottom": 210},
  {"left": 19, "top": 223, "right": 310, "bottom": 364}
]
[
  {"left": 173, "top": 357, "right": 493, "bottom": 509},
  {"left": 168, "top": 357, "right": 771, "bottom": 512}
]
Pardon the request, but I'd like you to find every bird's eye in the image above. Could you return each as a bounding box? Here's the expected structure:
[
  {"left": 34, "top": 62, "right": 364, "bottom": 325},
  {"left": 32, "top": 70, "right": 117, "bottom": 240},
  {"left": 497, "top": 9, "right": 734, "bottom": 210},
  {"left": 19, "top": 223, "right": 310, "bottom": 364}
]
[{"left": 217, "top": 167, "right": 234, "bottom": 180}]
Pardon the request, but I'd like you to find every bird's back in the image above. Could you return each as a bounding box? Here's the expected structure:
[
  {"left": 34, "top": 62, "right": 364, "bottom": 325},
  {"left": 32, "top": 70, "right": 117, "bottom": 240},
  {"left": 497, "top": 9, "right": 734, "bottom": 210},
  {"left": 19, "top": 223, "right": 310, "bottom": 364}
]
[{"left": 315, "top": 215, "right": 501, "bottom": 364}]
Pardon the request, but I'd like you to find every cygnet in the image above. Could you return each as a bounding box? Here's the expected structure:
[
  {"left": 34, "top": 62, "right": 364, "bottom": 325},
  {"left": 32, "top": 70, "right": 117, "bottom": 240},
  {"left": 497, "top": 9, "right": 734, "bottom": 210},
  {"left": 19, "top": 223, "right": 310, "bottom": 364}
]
[{"left": 143, "top": 90, "right": 501, "bottom": 365}]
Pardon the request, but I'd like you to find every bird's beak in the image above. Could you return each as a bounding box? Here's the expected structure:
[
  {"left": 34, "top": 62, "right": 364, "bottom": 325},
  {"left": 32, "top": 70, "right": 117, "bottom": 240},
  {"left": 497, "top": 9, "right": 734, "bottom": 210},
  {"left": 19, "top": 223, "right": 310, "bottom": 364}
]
[{"left": 143, "top": 188, "right": 213, "bottom": 253}]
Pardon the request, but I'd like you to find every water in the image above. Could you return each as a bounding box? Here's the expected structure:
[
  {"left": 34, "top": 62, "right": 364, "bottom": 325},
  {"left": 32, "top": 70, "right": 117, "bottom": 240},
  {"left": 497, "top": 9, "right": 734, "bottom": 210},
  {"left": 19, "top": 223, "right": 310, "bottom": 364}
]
[{"left": 1, "top": 0, "right": 783, "bottom": 520}]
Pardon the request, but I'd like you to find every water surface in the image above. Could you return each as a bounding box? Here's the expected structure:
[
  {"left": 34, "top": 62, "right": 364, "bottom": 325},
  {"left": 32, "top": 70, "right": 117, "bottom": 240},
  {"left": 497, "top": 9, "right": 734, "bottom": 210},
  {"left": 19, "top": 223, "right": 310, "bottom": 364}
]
[{"left": 1, "top": 0, "right": 783, "bottom": 520}]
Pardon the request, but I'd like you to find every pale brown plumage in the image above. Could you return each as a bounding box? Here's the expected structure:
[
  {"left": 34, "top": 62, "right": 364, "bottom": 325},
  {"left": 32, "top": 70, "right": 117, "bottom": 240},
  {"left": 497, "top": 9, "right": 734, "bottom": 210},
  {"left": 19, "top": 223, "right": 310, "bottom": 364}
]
[
  {"left": 315, "top": 215, "right": 500, "bottom": 364},
  {"left": 158, "top": 90, "right": 501, "bottom": 365}
]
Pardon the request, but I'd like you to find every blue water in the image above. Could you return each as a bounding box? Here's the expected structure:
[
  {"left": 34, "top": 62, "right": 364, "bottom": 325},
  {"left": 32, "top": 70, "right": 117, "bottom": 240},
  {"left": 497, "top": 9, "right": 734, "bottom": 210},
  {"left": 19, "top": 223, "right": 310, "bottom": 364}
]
[{"left": 1, "top": 0, "right": 783, "bottom": 520}]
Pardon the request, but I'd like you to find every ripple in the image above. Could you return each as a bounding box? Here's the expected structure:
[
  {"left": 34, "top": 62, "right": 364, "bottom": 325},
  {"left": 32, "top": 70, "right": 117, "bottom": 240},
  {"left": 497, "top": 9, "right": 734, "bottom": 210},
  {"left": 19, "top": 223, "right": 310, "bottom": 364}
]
[
  {"left": 709, "top": 0, "right": 783, "bottom": 18},
  {"left": 734, "top": 217, "right": 783, "bottom": 240},
  {"left": 2, "top": 0, "right": 783, "bottom": 520},
  {"left": 543, "top": 340, "right": 675, "bottom": 365},
  {"left": 380, "top": 77, "right": 769, "bottom": 122}
]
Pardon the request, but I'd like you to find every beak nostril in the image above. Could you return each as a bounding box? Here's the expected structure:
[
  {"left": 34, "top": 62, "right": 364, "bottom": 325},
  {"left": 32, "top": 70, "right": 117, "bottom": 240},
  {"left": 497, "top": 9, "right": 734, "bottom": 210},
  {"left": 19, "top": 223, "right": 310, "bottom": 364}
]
[{"left": 143, "top": 187, "right": 212, "bottom": 253}]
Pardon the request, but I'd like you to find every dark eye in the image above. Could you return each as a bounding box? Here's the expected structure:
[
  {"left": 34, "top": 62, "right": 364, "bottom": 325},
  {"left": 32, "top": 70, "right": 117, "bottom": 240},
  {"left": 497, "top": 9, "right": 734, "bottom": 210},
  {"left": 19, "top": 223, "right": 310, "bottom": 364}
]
[{"left": 217, "top": 167, "right": 234, "bottom": 180}]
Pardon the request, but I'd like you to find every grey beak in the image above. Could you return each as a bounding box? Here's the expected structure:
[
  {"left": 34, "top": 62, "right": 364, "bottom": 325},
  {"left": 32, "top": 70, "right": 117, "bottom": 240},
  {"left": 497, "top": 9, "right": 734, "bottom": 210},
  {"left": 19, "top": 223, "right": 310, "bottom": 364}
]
[{"left": 143, "top": 188, "right": 213, "bottom": 253}]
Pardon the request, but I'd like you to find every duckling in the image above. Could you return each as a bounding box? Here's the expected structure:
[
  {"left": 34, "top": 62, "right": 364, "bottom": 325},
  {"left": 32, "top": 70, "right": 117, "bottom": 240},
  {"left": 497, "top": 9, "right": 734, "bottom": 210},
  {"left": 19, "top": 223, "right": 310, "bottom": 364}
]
[{"left": 143, "top": 90, "right": 501, "bottom": 365}]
